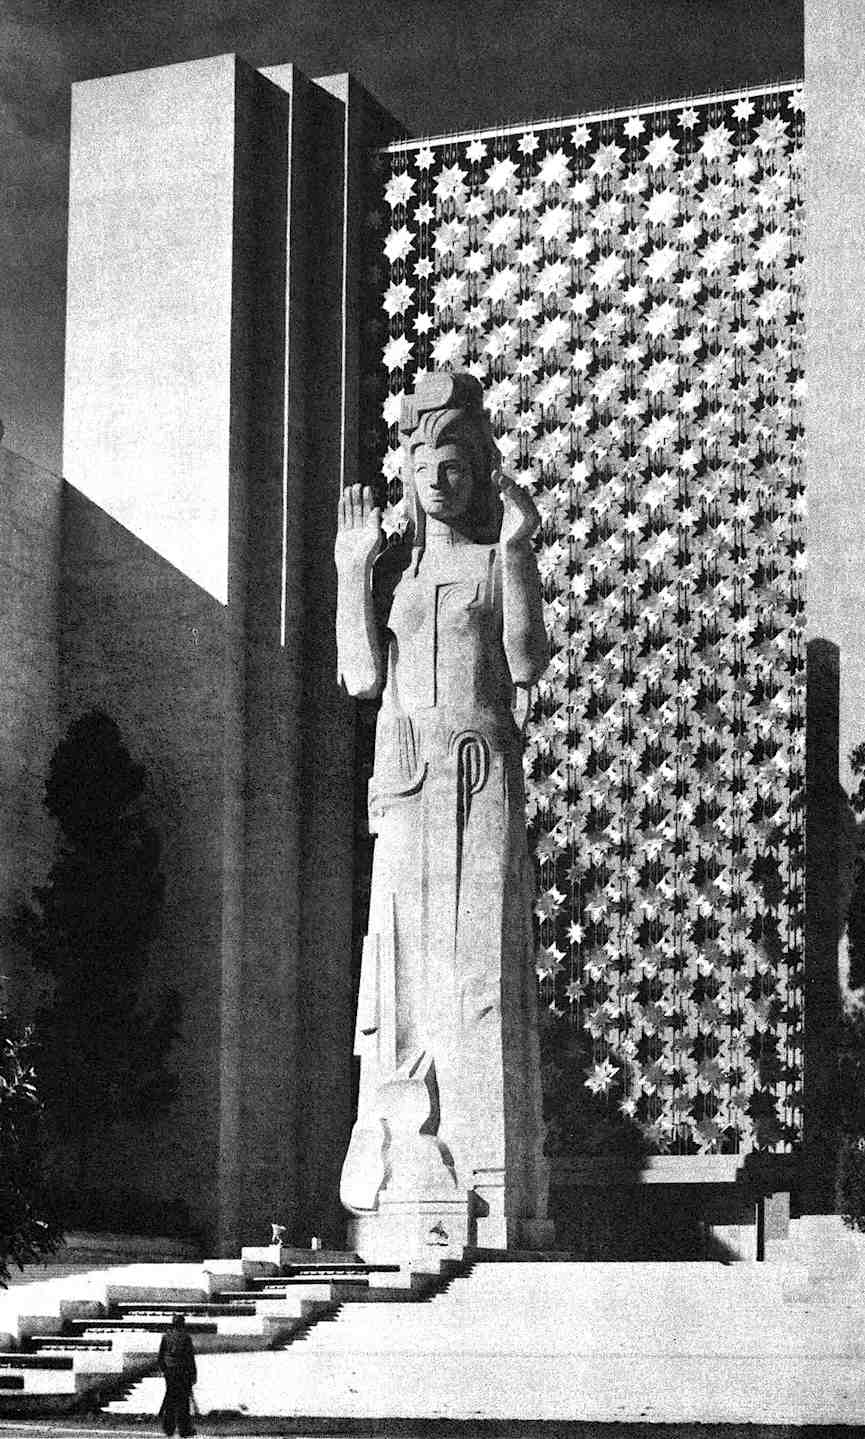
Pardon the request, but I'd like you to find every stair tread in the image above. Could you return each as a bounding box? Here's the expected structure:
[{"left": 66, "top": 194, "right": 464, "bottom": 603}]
[
  {"left": 68, "top": 1319, "right": 219, "bottom": 1333},
  {"left": 250, "top": 1274, "right": 369, "bottom": 1287},
  {"left": 119, "top": 1302, "right": 256, "bottom": 1314},
  {"left": 30, "top": 1337, "right": 114, "bottom": 1350},
  {"left": 0, "top": 1354, "right": 74, "bottom": 1370}
]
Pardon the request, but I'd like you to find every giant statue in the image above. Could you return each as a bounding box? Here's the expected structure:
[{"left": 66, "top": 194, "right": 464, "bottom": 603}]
[{"left": 335, "top": 372, "right": 552, "bottom": 1258}]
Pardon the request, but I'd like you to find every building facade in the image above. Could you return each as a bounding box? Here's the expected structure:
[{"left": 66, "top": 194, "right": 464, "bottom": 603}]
[{"left": 0, "top": 26, "right": 862, "bottom": 1254}]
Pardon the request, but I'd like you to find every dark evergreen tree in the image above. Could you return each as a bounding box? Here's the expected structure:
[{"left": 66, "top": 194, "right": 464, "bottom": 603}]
[
  {"left": 13, "top": 711, "right": 178, "bottom": 1193},
  {"left": 846, "top": 742, "right": 865, "bottom": 991},
  {"left": 835, "top": 746, "right": 865, "bottom": 1226},
  {"left": 0, "top": 1014, "right": 62, "bottom": 1285}
]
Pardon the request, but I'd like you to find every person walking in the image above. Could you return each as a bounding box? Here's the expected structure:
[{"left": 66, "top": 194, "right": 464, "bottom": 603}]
[{"left": 157, "top": 1313, "right": 197, "bottom": 1437}]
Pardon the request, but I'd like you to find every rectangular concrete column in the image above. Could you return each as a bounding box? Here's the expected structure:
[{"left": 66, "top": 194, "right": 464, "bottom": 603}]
[
  {"left": 217, "top": 61, "right": 299, "bottom": 1255},
  {"left": 61, "top": 54, "right": 395, "bottom": 1250},
  {"left": 63, "top": 54, "right": 301, "bottom": 1250},
  {"left": 805, "top": 0, "right": 865, "bottom": 1208},
  {"left": 260, "top": 66, "right": 403, "bottom": 1243},
  {"left": 64, "top": 55, "right": 240, "bottom": 604},
  {"left": 805, "top": 0, "right": 865, "bottom": 791}
]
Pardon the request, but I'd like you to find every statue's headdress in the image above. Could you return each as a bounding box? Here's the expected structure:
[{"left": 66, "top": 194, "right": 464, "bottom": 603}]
[{"left": 398, "top": 372, "right": 501, "bottom": 564}]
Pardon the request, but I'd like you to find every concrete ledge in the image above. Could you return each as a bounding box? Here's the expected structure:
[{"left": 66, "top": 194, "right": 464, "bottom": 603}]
[{"left": 552, "top": 1153, "right": 802, "bottom": 1187}]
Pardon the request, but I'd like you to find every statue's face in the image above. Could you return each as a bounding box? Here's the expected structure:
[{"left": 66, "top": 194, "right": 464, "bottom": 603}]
[{"left": 412, "top": 441, "right": 474, "bottom": 521}]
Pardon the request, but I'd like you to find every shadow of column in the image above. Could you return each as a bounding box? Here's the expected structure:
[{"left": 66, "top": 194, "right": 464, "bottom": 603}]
[{"left": 804, "top": 638, "right": 842, "bottom": 1210}]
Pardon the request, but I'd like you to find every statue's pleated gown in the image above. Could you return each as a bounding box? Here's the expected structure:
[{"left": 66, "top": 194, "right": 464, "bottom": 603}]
[{"left": 340, "top": 537, "right": 549, "bottom": 1248}]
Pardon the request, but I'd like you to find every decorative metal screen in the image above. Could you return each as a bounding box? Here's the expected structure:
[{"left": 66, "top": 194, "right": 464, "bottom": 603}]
[{"left": 363, "top": 84, "right": 805, "bottom": 1155}]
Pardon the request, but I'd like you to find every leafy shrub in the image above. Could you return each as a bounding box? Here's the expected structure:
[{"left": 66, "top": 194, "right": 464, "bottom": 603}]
[
  {"left": 0, "top": 1016, "right": 62, "bottom": 1285},
  {"left": 837, "top": 1134, "right": 865, "bottom": 1232}
]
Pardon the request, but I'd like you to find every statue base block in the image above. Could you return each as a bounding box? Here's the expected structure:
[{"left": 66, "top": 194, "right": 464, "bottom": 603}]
[
  {"left": 241, "top": 1244, "right": 360, "bottom": 1267},
  {"left": 348, "top": 1194, "right": 471, "bottom": 1264}
]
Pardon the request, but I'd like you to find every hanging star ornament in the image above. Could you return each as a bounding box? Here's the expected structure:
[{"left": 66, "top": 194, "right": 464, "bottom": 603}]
[{"left": 370, "top": 82, "right": 805, "bottom": 1158}]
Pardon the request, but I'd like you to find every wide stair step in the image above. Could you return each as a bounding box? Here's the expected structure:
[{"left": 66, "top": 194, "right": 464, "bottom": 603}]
[
  {"left": 0, "top": 1354, "right": 74, "bottom": 1371},
  {"left": 248, "top": 1274, "right": 370, "bottom": 1288},
  {"left": 66, "top": 1318, "right": 219, "bottom": 1335},
  {"left": 30, "top": 1337, "right": 114, "bottom": 1352},
  {"left": 119, "top": 1301, "right": 257, "bottom": 1316}
]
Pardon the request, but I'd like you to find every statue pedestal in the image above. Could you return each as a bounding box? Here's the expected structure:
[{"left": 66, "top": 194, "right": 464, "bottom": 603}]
[
  {"left": 348, "top": 1180, "right": 556, "bottom": 1261},
  {"left": 348, "top": 1194, "right": 471, "bottom": 1264}
]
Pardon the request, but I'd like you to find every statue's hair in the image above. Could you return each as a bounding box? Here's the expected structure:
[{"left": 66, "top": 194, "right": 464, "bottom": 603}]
[{"left": 398, "top": 372, "right": 501, "bottom": 565}]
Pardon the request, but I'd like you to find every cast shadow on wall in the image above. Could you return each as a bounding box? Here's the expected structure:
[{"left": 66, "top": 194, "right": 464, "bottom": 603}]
[
  {"left": 5, "top": 709, "right": 181, "bottom": 1235},
  {"left": 804, "top": 637, "right": 844, "bottom": 1212},
  {"left": 1, "top": 484, "right": 229, "bottom": 1243}
]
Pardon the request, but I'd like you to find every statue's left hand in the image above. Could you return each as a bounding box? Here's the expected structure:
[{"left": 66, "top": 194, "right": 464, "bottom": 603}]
[{"left": 495, "top": 470, "right": 540, "bottom": 549}]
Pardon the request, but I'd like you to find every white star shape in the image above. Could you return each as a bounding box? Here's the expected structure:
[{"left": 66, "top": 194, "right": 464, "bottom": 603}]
[
  {"left": 382, "top": 390, "right": 405, "bottom": 427},
  {"left": 590, "top": 140, "right": 625, "bottom": 177},
  {"left": 484, "top": 155, "right": 519, "bottom": 192},
  {"left": 433, "top": 163, "right": 468, "bottom": 202},
  {"left": 382, "top": 279, "right": 414, "bottom": 317},
  {"left": 537, "top": 148, "right": 571, "bottom": 188},
  {"left": 430, "top": 329, "right": 466, "bottom": 366},
  {"left": 644, "top": 131, "right": 679, "bottom": 169},
  {"left": 383, "top": 225, "right": 415, "bottom": 264},
  {"left": 382, "top": 332, "right": 414, "bottom": 372},
  {"left": 384, "top": 171, "right": 416, "bottom": 208},
  {"left": 700, "top": 123, "right": 734, "bottom": 162}
]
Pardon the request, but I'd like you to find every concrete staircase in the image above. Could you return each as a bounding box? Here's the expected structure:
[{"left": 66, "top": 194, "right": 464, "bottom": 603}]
[
  {"left": 11, "top": 1224, "right": 865, "bottom": 1426},
  {"left": 107, "top": 1252, "right": 865, "bottom": 1428},
  {"left": 0, "top": 1247, "right": 430, "bottom": 1416}
]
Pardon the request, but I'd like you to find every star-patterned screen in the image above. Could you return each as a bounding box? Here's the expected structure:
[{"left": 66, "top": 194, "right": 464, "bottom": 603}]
[{"left": 361, "top": 84, "right": 805, "bottom": 1155}]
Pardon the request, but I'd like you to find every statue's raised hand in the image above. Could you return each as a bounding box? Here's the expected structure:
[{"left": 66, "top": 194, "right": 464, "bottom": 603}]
[
  {"left": 336, "top": 483, "right": 384, "bottom": 574},
  {"left": 495, "top": 470, "right": 540, "bottom": 550}
]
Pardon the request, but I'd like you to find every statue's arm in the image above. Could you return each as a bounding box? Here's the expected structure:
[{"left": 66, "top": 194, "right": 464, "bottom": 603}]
[
  {"left": 498, "top": 477, "right": 549, "bottom": 687},
  {"left": 335, "top": 484, "right": 385, "bottom": 698},
  {"left": 501, "top": 542, "right": 548, "bottom": 685}
]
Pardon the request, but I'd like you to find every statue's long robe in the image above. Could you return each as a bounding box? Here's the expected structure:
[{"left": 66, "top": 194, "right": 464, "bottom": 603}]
[{"left": 340, "top": 539, "right": 547, "bottom": 1230}]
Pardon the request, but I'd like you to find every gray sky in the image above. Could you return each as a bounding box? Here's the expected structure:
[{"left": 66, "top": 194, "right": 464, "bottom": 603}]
[{"left": 1, "top": 0, "right": 803, "bottom": 473}]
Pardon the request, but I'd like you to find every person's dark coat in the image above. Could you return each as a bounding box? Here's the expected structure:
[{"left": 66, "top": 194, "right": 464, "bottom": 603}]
[{"left": 157, "top": 1319, "right": 197, "bottom": 1438}]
